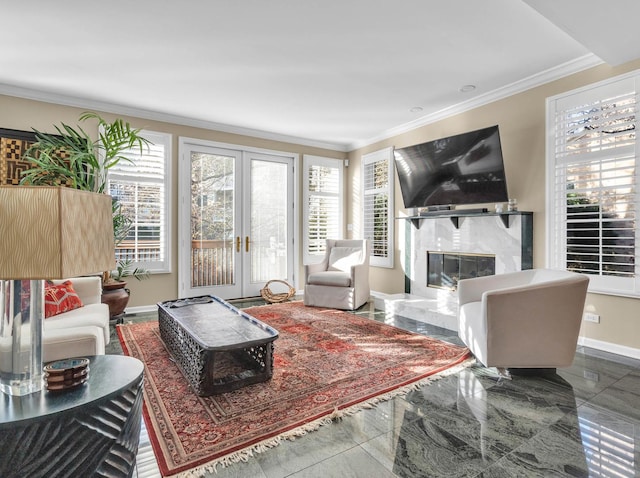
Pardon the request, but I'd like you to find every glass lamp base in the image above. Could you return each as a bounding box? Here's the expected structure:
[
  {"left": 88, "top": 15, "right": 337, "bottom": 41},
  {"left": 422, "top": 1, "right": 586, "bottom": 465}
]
[
  {"left": 0, "top": 280, "right": 44, "bottom": 396},
  {"left": 0, "top": 374, "right": 42, "bottom": 396}
]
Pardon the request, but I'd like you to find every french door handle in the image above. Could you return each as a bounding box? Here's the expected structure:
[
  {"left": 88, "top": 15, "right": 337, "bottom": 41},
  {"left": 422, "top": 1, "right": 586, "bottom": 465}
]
[
  {"left": 245, "top": 236, "right": 250, "bottom": 253},
  {"left": 236, "top": 236, "right": 241, "bottom": 253}
]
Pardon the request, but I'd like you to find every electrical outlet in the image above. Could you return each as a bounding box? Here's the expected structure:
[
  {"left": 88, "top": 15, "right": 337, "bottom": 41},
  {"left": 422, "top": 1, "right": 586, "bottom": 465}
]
[{"left": 583, "top": 313, "right": 600, "bottom": 323}]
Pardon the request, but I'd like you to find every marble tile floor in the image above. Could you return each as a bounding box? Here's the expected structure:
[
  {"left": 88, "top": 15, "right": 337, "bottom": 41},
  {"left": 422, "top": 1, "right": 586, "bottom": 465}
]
[{"left": 112, "top": 301, "right": 640, "bottom": 478}]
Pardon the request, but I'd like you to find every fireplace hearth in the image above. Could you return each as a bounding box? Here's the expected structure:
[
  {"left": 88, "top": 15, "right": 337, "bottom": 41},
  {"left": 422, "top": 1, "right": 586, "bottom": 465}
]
[{"left": 427, "top": 252, "right": 495, "bottom": 290}]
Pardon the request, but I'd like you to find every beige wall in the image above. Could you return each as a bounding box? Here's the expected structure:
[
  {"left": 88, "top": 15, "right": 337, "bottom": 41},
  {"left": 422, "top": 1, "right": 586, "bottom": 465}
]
[
  {"left": 348, "top": 59, "right": 640, "bottom": 352},
  {"left": 0, "top": 94, "right": 345, "bottom": 308}
]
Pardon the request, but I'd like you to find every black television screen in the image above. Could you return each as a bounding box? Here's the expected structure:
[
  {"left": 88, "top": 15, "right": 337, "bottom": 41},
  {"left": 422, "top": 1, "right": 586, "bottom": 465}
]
[{"left": 393, "top": 125, "right": 508, "bottom": 209}]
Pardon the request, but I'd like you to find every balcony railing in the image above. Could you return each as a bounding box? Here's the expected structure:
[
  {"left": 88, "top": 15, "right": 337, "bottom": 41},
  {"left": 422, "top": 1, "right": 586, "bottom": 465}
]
[
  {"left": 115, "top": 242, "right": 161, "bottom": 263},
  {"left": 191, "top": 240, "right": 234, "bottom": 287},
  {"left": 116, "top": 239, "right": 287, "bottom": 288}
]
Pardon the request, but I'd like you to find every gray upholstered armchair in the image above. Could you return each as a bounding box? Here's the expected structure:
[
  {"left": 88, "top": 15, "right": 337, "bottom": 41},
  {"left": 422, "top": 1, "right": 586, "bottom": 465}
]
[
  {"left": 458, "top": 269, "right": 589, "bottom": 370},
  {"left": 303, "top": 239, "right": 370, "bottom": 310}
]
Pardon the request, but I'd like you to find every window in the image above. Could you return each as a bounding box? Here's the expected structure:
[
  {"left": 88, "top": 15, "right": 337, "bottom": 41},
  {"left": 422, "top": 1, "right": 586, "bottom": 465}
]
[
  {"left": 547, "top": 72, "right": 639, "bottom": 296},
  {"left": 362, "top": 147, "right": 394, "bottom": 268},
  {"left": 302, "top": 155, "right": 344, "bottom": 264},
  {"left": 108, "top": 130, "right": 171, "bottom": 273}
]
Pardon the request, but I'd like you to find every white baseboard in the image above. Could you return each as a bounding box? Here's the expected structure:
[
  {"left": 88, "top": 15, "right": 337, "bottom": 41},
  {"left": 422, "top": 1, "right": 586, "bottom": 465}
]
[
  {"left": 577, "top": 336, "right": 640, "bottom": 360},
  {"left": 124, "top": 304, "right": 157, "bottom": 315}
]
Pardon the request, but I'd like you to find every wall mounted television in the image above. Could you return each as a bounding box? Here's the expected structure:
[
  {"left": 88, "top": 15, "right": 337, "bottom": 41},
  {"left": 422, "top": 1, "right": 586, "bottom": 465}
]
[{"left": 393, "top": 125, "right": 509, "bottom": 209}]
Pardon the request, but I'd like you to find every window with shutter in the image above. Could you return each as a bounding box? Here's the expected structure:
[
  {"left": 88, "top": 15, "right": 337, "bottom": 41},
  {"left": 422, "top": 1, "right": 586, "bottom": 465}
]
[
  {"left": 362, "top": 147, "right": 394, "bottom": 268},
  {"left": 302, "top": 155, "right": 344, "bottom": 264},
  {"left": 547, "top": 73, "right": 638, "bottom": 296},
  {"left": 108, "top": 130, "right": 172, "bottom": 274}
]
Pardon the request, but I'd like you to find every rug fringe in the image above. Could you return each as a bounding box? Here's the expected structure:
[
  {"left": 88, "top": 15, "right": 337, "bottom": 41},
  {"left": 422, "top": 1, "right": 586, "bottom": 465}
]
[{"left": 168, "top": 357, "right": 474, "bottom": 477}]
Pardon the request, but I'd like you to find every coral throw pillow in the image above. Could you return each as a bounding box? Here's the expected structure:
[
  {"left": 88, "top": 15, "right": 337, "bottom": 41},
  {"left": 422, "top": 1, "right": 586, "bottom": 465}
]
[{"left": 44, "top": 280, "right": 83, "bottom": 318}]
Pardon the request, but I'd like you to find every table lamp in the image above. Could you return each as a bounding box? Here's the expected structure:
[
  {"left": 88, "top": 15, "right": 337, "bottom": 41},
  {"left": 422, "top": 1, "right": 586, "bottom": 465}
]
[{"left": 0, "top": 186, "right": 114, "bottom": 395}]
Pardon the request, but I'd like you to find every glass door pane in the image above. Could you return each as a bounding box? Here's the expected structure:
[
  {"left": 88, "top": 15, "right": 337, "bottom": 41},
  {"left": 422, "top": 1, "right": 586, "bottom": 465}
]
[
  {"left": 188, "top": 150, "right": 241, "bottom": 298},
  {"left": 251, "top": 160, "right": 288, "bottom": 282},
  {"left": 242, "top": 155, "right": 293, "bottom": 297}
]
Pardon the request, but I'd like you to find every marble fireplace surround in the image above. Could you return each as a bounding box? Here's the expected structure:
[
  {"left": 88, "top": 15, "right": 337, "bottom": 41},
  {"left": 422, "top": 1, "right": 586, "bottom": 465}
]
[{"left": 374, "top": 211, "right": 533, "bottom": 331}]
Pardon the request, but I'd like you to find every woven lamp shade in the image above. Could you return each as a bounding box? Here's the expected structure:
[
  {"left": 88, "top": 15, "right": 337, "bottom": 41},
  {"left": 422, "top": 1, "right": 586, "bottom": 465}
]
[{"left": 0, "top": 186, "right": 115, "bottom": 280}]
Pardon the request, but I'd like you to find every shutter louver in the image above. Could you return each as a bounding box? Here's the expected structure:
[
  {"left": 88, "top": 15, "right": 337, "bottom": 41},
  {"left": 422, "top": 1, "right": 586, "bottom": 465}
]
[
  {"left": 560, "top": 156, "right": 635, "bottom": 277},
  {"left": 362, "top": 148, "right": 394, "bottom": 268},
  {"left": 307, "top": 164, "right": 340, "bottom": 255},
  {"left": 550, "top": 75, "right": 637, "bottom": 293},
  {"left": 117, "top": 143, "right": 166, "bottom": 179},
  {"left": 363, "top": 159, "right": 389, "bottom": 259},
  {"left": 109, "top": 131, "right": 169, "bottom": 271}
]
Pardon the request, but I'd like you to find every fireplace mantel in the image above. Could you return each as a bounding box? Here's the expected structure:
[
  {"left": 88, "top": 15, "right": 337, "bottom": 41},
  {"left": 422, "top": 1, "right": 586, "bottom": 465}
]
[
  {"left": 400, "top": 210, "right": 533, "bottom": 229},
  {"left": 402, "top": 211, "right": 533, "bottom": 294}
]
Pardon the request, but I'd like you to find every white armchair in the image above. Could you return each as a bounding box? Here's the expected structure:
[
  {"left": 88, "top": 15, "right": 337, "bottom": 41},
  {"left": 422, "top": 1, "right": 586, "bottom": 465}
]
[
  {"left": 457, "top": 269, "right": 589, "bottom": 370},
  {"left": 43, "top": 276, "right": 110, "bottom": 362},
  {"left": 303, "top": 239, "right": 370, "bottom": 310}
]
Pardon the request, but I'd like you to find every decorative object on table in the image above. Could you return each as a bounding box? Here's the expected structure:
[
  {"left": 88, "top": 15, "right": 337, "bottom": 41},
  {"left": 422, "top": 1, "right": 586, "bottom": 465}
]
[
  {"left": 0, "top": 186, "right": 114, "bottom": 396},
  {"left": 260, "top": 279, "right": 296, "bottom": 303},
  {"left": 117, "top": 301, "right": 471, "bottom": 476},
  {"left": 495, "top": 203, "right": 504, "bottom": 213},
  {"left": 508, "top": 198, "right": 518, "bottom": 211},
  {"left": 43, "top": 357, "right": 90, "bottom": 391}
]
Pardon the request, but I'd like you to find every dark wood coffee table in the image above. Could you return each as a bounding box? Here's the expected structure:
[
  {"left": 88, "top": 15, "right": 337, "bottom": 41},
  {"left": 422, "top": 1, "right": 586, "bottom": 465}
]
[{"left": 157, "top": 295, "right": 278, "bottom": 396}]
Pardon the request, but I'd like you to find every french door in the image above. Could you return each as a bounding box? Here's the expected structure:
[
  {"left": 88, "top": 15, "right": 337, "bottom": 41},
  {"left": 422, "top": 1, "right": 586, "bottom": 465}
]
[{"left": 179, "top": 141, "right": 295, "bottom": 299}]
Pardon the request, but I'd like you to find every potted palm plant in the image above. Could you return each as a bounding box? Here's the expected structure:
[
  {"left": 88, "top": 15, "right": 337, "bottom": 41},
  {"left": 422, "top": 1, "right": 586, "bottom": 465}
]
[{"left": 20, "top": 112, "right": 151, "bottom": 322}]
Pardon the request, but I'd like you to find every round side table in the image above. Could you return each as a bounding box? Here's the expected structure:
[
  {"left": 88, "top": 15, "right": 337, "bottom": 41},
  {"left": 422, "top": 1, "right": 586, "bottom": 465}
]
[{"left": 0, "top": 355, "right": 144, "bottom": 478}]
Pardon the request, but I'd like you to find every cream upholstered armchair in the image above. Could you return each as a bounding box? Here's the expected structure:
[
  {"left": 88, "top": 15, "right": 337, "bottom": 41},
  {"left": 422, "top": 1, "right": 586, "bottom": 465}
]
[
  {"left": 304, "top": 239, "right": 370, "bottom": 310},
  {"left": 457, "top": 269, "right": 589, "bottom": 370},
  {"left": 43, "top": 276, "right": 110, "bottom": 362}
]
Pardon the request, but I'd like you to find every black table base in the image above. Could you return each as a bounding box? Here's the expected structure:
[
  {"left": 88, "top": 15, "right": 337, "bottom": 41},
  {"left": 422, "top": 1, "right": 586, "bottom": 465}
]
[{"left": 0, "top": 355, "right": 144, "bottom": 478}]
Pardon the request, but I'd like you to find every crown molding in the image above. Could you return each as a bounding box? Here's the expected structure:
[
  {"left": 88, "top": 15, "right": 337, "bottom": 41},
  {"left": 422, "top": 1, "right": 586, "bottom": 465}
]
[
  {"left": 0, "top": 53, "right": 601, "bottom": 154},
  {"left": 0, "top": 84, "right": 349, "bottom": 153},
  {"left": 348, "top": 53, "right": 603, "bottom": 151}
]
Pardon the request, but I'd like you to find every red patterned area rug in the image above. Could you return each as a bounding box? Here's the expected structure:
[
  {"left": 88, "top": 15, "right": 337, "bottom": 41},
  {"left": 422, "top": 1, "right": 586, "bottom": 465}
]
[{"left": 117, "top": 301, "right": 471, "bottom": 477}]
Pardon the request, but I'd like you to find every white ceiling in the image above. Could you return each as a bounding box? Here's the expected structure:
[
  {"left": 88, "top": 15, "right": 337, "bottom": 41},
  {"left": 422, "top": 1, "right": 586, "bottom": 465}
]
[{"left": 1, "top": 1, "right": 639, "bottom": 151}]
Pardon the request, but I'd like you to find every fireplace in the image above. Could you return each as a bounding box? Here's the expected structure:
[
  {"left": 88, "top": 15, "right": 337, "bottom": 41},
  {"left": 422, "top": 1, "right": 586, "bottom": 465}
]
[
  {"left": 427, "top": 252, "right": 495, "bottom": 290},
  {"left": 388, "top": 212, "right": 532, "bottom": 331}
]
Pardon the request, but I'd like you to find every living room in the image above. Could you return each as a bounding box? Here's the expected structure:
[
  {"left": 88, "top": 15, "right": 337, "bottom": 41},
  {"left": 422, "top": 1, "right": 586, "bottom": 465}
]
[
  {"left": 2, "top": 13, "right": 639, "bottom": 358},
  {"left": 2, "top": 1, "right": 640, "bottom": 477}
]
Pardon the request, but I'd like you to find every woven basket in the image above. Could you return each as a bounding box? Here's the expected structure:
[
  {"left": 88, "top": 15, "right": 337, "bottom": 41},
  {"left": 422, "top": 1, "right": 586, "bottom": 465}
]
[{"left": 260, "top": 280, "right": 296, "bottom": 303}]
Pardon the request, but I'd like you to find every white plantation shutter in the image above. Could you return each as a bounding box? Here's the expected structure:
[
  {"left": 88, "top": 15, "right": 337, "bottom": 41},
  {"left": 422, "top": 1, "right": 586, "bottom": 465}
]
[
  {"left": 362, "top": 148, "right": 394, "bottom": 268},
  {"left": 302, "top": 155, "right": 344, "bottom": 263},
  {"left": 109, "top": 130, "right": 171, "bottom": 273},
  {"left": 547, "top": 73, "right": 639, "bottom": 296}
]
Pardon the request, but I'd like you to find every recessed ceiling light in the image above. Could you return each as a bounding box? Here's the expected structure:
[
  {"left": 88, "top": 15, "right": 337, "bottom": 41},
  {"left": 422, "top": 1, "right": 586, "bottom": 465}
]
[
  {"left": 459, "top": 85, "right": 476, "bottom": 93},
  {"left": 409, "top": 106, "right": 423, "bottom": 113}
]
